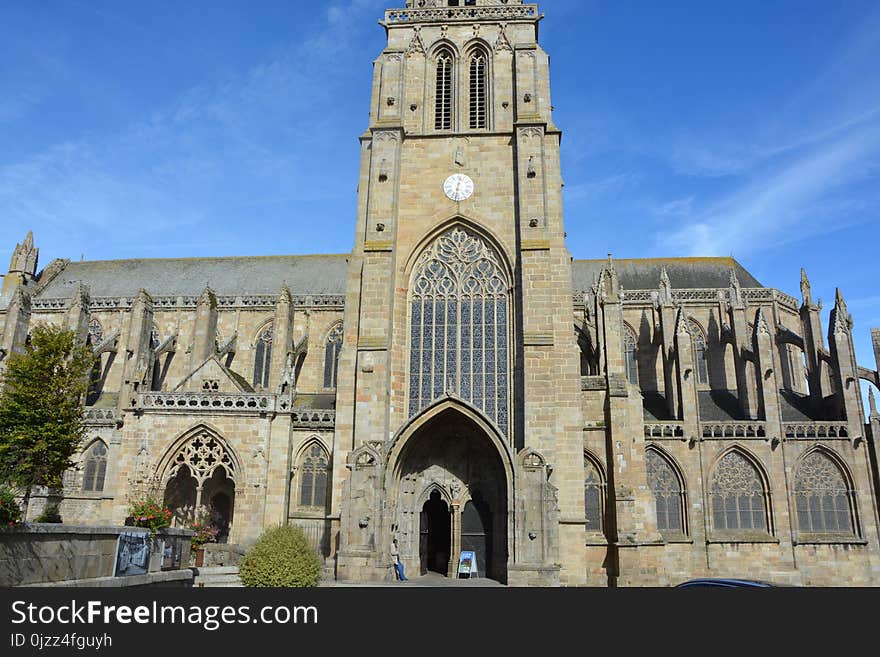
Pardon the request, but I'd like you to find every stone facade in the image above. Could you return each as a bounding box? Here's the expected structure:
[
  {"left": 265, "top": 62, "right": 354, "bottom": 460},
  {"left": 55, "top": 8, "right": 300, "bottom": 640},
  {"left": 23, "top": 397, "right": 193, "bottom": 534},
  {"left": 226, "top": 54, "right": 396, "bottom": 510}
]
[{"left": 1, "top": 0, "right": 880, "bottom": 586}]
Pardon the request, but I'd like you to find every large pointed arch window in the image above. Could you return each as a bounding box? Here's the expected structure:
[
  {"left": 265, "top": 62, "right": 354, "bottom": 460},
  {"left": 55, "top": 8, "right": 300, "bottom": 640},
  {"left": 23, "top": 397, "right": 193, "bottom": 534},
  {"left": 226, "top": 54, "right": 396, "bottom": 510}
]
[
  {"left": 434, "top": 49, "right": 454, "bottom": 130},
  {"left": 710, "top": 451, "right": 768, "bottom": 533},
  {"left": 323, "top": 324, "right": 343, "bottom": 389},
  {"left": 794, "top": 451, "right": 856, "bottom": 535},
  {"left": 409, "top": 226, "right": 509, "bottom": 434},
  {"left": 468, "top": 48, "right": 488, "bottom": 129},
  {"left": 298, "top": 444, "right": 329, "bottom": 509},
  {"left": 82, "top": 440, "right": 108, "bottom": 492},
  {"left": 647, "top": 448, "right": 686, "bottom": 535},
  {"left": 253, "top": 325, "right": 273, "bottom": 389}
]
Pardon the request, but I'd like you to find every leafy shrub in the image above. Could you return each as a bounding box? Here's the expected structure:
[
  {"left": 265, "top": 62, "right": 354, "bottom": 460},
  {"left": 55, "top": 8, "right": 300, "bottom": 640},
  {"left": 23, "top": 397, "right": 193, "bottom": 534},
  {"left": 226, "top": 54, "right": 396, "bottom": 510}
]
[
  {"left": 0, "top": 486, "right": 22, "bottom": 526},
  {"left": 239, "top": 524, "right": 321, "bottom": 587},
  {"left": 34, "top": 506, "right": 62, "bottom": 523}
]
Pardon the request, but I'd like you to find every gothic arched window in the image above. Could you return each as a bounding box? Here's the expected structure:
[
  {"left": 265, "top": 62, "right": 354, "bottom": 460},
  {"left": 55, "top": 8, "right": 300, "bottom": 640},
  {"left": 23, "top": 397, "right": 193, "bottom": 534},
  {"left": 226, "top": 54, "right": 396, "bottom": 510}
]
[
  {"left": 624, "top": 325, "right": 638, "bottom": 386},
  {"left": 88, "top": 318, "right": 103, "bottom": 345},
  {"left": 409, "top": 226, "right": 510, "bottom": 433},
  {"left": 299, "top": 444, "right": 329, "bottom": 509},
  {"left": 82, "top": 440, "right": 108, "bottom": 492},
  {"left": 468, "top": 49, "right": 488, "bottom": 129},
  {"left": 584, "top": 455, "right": 605, "bottom": 533},
  {"left": 253, "top": 325, "right": 273, "bottom": 389},
  {"left": 324, "top": 324, "right": 343, "bottom": 389},
  {"left": 710, "top": 451, "right": 768, "bottom": 533},
  {"left": 794, "top": 451, "right": 855, "bottom": 535},
  {"left": 647, "top": 448, "right": 686, "bottom": 535},
  {"left": 434, "top": 49, "right": 454, "bottom": 130},
  {"left": 689, "top": 320, "right": 709, "bottom": 385}
]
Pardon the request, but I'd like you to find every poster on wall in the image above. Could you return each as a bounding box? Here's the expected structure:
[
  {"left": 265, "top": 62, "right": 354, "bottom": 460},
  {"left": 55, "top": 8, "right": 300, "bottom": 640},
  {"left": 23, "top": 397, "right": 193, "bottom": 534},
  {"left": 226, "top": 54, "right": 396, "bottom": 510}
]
[
  {"left": 113, "top": 531, "right": 151, "bottom": 577},
  {"left": 458, "top": 550, "right": 478, "bottom": 578}
]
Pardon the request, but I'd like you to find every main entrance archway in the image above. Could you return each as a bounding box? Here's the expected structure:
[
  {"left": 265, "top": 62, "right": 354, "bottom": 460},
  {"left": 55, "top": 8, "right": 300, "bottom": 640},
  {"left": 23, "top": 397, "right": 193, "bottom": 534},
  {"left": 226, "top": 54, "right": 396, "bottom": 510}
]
[{"left": 390, "top": 405, "right": 509, "bottom": 583}]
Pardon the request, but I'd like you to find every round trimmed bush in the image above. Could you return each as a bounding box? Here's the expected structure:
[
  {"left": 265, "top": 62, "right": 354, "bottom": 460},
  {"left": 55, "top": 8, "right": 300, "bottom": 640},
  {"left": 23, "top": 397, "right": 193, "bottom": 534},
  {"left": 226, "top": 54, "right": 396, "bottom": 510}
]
[{"left": 239, "top": 524, "right": 321, "bottom": 587}]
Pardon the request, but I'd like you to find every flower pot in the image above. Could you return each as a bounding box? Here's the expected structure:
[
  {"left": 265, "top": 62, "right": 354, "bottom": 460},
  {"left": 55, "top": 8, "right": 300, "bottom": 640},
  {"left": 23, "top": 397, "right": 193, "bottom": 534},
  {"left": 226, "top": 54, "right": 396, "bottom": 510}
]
[{"left": 195, "top": 547, "right": 205, "bottom": 567}]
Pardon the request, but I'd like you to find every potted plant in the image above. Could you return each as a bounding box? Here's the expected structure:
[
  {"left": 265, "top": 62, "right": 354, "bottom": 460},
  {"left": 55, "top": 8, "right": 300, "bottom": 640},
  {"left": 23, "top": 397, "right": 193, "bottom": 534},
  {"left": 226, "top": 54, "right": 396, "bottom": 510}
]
[
  {"left": 127, "top": 497, "right": 173, "bottom": 534},
  {"left": 190, "top": 522, "right": 219, "bottom": 567}
]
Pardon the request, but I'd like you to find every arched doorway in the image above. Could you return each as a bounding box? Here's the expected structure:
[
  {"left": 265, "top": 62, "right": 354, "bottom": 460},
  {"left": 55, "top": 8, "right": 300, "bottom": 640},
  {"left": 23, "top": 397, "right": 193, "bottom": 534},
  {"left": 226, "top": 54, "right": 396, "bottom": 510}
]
[
  {"left": 391, "top": 406, "right": 509, "bottom": 583},
  {"left": 420, "top": 490, "right": 451, "bottom": 575}
]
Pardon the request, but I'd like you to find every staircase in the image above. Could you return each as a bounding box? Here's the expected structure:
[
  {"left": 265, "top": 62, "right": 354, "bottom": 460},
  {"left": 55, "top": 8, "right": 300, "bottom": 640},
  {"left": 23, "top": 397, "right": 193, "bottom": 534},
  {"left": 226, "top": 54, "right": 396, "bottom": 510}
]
[{"left": 192, "top": 566, "right": 241, "bottom": 587}]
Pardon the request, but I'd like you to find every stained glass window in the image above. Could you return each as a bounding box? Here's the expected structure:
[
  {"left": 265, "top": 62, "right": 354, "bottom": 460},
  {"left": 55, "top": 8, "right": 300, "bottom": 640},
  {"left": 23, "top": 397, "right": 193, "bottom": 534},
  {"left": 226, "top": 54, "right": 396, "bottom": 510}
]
[
  {"left": 794, "top": 452, "right": 854, "bottom": 535},
  {"left": 409, "top": 227, "right": 509, "bottom": 435},
  {"left": 253, "top": 325, "right": 272, "bottom": 389},
  {"left": 82, "top": 441, "right": 108, "bottom": 492},
  {"left": 647, "top": 449, "right": 685, "bottom": 534},
  {"left": 299, "top": 444, "right": 329, "bottom": 509},
  {"left": 324, "top": 324, "right": 343, "bottom": 389},
  {"left": 711, "top": 451, "right": 767, "bottom": 533}
]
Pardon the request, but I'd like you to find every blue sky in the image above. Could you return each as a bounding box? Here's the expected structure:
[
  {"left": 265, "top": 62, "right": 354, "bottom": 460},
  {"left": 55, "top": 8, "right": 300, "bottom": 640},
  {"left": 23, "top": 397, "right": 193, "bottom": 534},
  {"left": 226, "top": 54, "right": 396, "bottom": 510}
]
[{"left": 1, "top": 1, "right": 879, "bottom": 397}]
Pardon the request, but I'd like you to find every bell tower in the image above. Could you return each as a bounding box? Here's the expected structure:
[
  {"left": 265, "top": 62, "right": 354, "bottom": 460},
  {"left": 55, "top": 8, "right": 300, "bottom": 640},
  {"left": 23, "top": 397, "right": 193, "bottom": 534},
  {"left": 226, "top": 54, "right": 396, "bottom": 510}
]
[{"left": 333, "top": 0, "right": 588, "bottom": 585}]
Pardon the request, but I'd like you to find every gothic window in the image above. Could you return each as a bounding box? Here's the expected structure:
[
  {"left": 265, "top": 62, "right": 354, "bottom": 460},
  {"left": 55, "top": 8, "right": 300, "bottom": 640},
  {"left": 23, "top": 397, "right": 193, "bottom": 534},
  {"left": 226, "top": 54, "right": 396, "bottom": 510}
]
[
  {"left": 689, "top": 320, "right": 709, "bottom": 385},
  {"left": 710, "top": 451, "right": 768, "bottom": 533},
  {"left": 647, "top": 448, "right": 686, "bottom": 535},
  {"left": 434, "top": 49, "right": 454, "bottom": 130},
  {"left": 82, "top": 441, "right": 108, "bottom": 492},
  {"left": 468, "top": 49, "right": 488, "bottom": 129},
  {"left": 408, "top": 227, "right": 509, "bottom": 434},
  {"left": 166, "top": 431, "right": 236, "bottom": 485},
  {"left": 253, "top": 325, "right": 272, "bottom": 389},
  {"left": 324, "top": 324, "right": 343, "bottom": 389},
  {"left": 624, "top": 325, "right": 638, "bottom": 386},
  {"left": 584, "top": 455, "right": 605, "bottom": 533},
  {"left": 794, "top": 451, "right": 855, "bottom": 535},
  {"left": 298, "top": 444, "right": 329, "bottom": 509}
]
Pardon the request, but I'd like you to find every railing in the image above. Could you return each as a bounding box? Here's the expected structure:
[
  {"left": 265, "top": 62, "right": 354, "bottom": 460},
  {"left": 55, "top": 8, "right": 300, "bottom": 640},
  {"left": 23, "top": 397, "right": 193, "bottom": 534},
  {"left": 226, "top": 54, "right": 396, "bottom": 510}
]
[
  {"left": 573, "top": 288, "right": 799, "bottom": 312},
  {"left": 701, "top": 422, "right": 767, "bottom": 438},
  {"left": 644, "top": 423, "right": 685, "bottom": 438},
  {"left": 135, "top": 393, "right": 276, "bottom": 413},
  {"left": 783, "top": 423, "right": 849, "bottom": 439},
  {"left": 386, "top": 4, "right": 539, "bottom": 23},
  {"left": 83, "top": 407, "right": 120, "bottom": 426},
  {"left": 32, "top": 294, "right": 345, "bottom": 312},
  {"left": 291, "top": 410, "right": 336, "bottom": 429}
]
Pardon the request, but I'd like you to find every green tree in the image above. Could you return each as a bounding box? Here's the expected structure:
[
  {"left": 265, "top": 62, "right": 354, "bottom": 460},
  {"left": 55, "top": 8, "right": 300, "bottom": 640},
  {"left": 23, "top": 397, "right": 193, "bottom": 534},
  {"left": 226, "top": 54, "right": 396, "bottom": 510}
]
[{"left": 0, "top": 323, "right": 96, "bottom": 518}]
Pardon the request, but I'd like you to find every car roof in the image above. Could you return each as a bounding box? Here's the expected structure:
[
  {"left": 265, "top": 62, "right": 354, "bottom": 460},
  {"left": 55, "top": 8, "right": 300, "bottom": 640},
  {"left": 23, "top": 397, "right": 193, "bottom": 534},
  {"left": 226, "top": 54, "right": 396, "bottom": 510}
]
[{"left": 675, "top": 578, "right": 779, "bottom": 588}]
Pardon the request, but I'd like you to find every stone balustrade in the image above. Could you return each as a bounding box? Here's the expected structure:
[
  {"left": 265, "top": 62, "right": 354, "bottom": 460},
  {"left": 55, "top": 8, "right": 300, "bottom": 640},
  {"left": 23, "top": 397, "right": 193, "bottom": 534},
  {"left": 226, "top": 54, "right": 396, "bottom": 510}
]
[
  {"left": 644, "top": 422, "right": 685, "bottom": 438},
  {"left": 783, "top": 422, "right": 849, "bottom": 439},
  {"left": 291, "top": 410, "right": 336, "bottom": 429},
  {"left": 386, "top": 4, "right": 539, "bottom": 24},
  {"left": 136, "top": 392, "right": 276, "bottom": 414},
  {"left": 700, "top": 422, "right": 767, "bottom": 439}
]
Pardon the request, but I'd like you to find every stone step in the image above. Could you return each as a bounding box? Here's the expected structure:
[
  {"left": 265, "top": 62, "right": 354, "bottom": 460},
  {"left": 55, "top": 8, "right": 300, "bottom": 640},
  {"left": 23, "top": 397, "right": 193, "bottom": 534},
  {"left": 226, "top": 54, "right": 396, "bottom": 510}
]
[{"left": 192, "top": 566, "right": 241, "bottom": 588}]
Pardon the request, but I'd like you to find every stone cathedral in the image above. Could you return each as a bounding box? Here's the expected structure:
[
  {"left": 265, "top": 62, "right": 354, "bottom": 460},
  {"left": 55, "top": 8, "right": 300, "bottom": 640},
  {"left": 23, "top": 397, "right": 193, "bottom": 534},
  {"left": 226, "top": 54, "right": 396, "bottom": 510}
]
[{"left": 3, "top": 0, "right": 880, "bottom": 586}]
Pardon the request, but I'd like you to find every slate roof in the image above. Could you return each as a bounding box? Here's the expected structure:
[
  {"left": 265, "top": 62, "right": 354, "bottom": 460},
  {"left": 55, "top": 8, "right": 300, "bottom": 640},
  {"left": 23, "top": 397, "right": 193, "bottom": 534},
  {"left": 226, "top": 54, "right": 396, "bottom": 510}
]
[
  {"left": 572, "top": 257, "right": 762, "bottom": 292},
  {"left": 32, "top": 254, "right": 350, "bottom": 300}
]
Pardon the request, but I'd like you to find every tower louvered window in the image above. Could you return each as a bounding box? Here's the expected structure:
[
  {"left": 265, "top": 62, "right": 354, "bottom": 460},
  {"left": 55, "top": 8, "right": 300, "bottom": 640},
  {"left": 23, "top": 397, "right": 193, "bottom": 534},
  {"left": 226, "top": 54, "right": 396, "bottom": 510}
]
[
  {"left": 435, "top": 51, "right": 453, "bottom": 130},
  {"left": 469, "top": 51, "right": 487, "bottom": 129},
  {"left": 408, "top": 227, "right": 509, "bottom": 435}
]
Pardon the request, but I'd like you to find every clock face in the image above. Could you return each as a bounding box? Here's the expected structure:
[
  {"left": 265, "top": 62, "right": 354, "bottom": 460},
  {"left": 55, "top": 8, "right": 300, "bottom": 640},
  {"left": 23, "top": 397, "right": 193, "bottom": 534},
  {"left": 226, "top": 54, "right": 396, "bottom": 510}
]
[{"left": 443, "top": 173, "right": 474, "bottom": 202}]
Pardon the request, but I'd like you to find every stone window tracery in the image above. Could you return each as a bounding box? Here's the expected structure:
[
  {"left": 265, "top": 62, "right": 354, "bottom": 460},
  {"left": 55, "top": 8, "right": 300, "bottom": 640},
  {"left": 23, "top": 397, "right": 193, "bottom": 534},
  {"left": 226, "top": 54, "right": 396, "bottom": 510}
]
[
  {"left": 710, "top": 451, "right": 768, "bottom": 533},
  {"left": 794, "top": 452, "right": 855, "bottom": 535},
  {"left": 408, "top": 227, "right": 509, "bottom": 434},
  {"left": 88, "top": 318, "right": 103, "bottom": 344},
  {"left": 82, "top": 440, "right": 108, "bottom": 492},
  {"left": 253, "top": 325, "right": 273, "bottom": 389},
  {"left": 298, "top": 444, "right": 329, "bottom": 509},
  {"left": 324, "top": 324, "right": 343, "bottom": 389},
  {"left": 167, "top": 431, "right": 236, "bottom": 486},
  {"left": 647, "top": 448, "right": 685, "bottom": 535}
]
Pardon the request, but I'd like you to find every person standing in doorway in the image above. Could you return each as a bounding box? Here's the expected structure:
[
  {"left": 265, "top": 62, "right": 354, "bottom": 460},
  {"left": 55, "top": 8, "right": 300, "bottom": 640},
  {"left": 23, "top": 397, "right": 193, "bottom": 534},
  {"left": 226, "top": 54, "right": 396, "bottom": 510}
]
[{"left": 391, "top": 537, "right": 407, "bottom": 581}]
